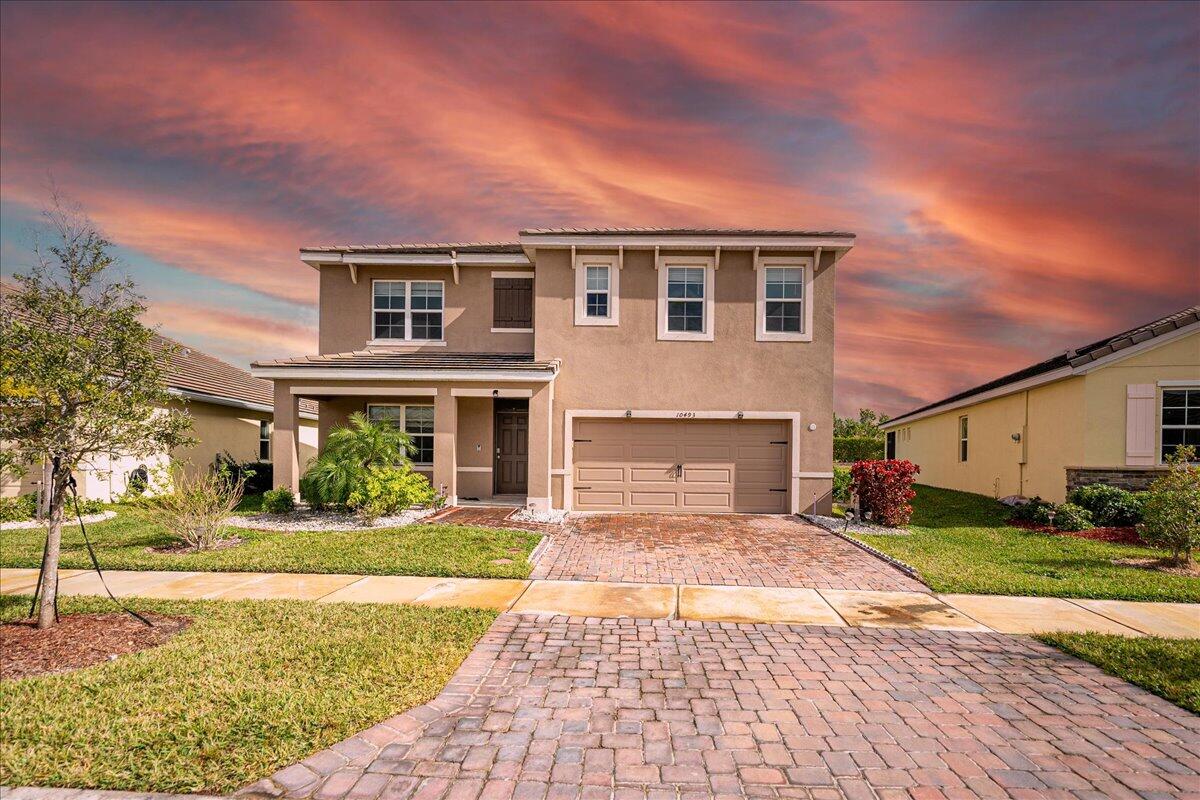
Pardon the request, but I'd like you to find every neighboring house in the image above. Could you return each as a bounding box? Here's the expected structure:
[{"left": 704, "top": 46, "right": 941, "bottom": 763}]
[
  {"left": 251, "top": 228, "right": 855, "bottom": 514},
  {"left": 880, "top": 307, "right": 1200, "bottom": 503},
  {"left": 1, "top": 283, "right": 319, "bottom": 501}
]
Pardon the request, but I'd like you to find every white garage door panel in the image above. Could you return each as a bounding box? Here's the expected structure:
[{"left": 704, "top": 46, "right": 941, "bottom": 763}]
[{"left": 572, "top": 418, "right": 789, "bottom": 513}]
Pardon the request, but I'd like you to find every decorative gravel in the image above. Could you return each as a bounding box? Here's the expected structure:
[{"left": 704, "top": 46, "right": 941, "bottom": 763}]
[
  {"left": 511, "top": 507, "right": 569, "bottom": 525},
  {"left": 802, "top": 512, "right": 909, "bottom": 536},
  {"left": 226, "top": 507, "right": 437, "bottom": 532},
  {"left": 0, "top": 510, "right": 117, "bottom": 530}
]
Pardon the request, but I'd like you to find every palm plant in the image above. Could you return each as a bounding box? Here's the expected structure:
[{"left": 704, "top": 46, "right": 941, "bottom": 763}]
[{"left": 301, "top": 412, "right": 415, "bottom": 508}]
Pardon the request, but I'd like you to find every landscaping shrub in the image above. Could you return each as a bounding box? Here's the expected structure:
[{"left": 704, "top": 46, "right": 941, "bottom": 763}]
[
  {"left": 153, "top": 463, "right": 245, "bottom": 551},
  {"left": 1068, "top": 484, "right": 1144, "bottom": 526},
  {"left": 302, "top": 412, "right": 415, "bottom": 510},
  {"left": 1138, "top": 445, "right": 1200, "bottom": 566},
  {"left": 261, "top": 488, "right": 295, "bottom": 514},
  {"left": 346, "top": 465, "right": 436, "bottom": 524},
  {"left": 212, "top": 453, "right": 272, "bottom": 496},
  {"left": 1010, "top": 497, "right": 1056, "bottom": 525},
  {"left": 1052, "top": 503, "right": 1094, "bottom": 532},
  {"left": 834, "top": 436, "right": 884, "bottom": 463},
  {"left": 849, "top": 459, "right": 920, "bottom": 527},
  {"left": 832, "top": 465, "right": 852, "bottom": 503},
  {"left": 0, "top": 493, "right": 39, "bottom": 523}
]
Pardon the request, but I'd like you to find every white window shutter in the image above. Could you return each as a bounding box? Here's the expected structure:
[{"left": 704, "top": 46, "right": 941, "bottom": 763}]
[{"left": 1126, "top": 384, "right": 1157, "bottom": 466}]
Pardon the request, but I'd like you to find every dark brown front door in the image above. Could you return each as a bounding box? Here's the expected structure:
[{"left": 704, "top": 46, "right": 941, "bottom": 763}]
[{"left": 495, "top": 405, "right": 528, "bottom": 494}]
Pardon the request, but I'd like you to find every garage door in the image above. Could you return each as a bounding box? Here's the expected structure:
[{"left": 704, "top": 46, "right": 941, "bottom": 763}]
[{"left": 572, "top": 418, "right": 789, "bottom": 513}]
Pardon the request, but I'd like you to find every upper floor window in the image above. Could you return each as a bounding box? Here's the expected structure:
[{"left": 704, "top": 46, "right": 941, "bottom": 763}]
[
  {"left": 367, "top": 404, "right": 435, "bottom": 465},
  {"left": 259, "top": 420, "right": 271, "bottom": 461},
  {"left": 574, "top": 254, "right": 619, "bottom": 326},
  {"left": 492, "top": 273, "right": 533, "bottom": 332},
  {"left": 656, "top": 254, "right": 714, "bottom": 341},
  {"left": 958, "top": 415, "right": 969, "bottom": 462},
  {"left": 1162, "top": 388, "right": 1200, "bottom": 462},
  {"left": 755, "top": 255, "right": 814, "bottom": 342},
  {"left": 372, "top": 280, "right": 443, "bottom": 342}
]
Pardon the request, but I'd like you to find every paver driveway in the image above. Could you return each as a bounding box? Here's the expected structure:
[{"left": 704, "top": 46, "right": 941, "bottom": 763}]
[
  {"left": 532, "top": 515, "right": 924, "bottom": 592},
  {"left": 250, "top": 614, "right": 1200, "bottom": 800}
]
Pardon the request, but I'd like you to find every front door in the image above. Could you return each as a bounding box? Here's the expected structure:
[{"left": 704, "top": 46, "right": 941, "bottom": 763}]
[{"left": 494, "top": 403, "right": 528, "bottom": 494}]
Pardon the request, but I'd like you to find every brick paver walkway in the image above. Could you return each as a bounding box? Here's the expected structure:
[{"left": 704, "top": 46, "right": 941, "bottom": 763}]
[
  {"left": 532, "top": 515, "right": 924, "bottom": 592},
  {"left": 247, "top": 614, "right": 1200, "bottom": 800}
]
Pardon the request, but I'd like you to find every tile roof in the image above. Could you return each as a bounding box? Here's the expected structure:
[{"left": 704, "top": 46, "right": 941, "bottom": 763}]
[
  {"left": 301, "top": 242, "right": 523, "bottom": 254},
  {"left": 1, "top": 280, "right": 315, "bottom": 416},
  {"left": 886, "top": 305, "right": 1200, "bottom": 425},
  {"left": 252, "top": 351, "right": 557, "bottom": 372},
  {"left": 519, "top": 227, "right": 856, "bottom": 237}
]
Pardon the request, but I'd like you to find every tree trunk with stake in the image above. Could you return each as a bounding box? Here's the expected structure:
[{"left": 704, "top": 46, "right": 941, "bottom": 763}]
[{"left": 35, "top": 471, "right": 70, "bottom": 629}]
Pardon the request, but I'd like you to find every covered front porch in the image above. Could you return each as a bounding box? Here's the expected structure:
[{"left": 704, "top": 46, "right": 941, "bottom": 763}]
[{"left": 251, "top": 352, "right": 558, "bottom": 510}]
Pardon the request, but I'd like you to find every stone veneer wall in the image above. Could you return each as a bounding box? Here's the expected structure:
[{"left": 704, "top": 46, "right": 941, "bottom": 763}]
[{"left": 1065, "top": 466, "right": 1170, "bottom": 494}]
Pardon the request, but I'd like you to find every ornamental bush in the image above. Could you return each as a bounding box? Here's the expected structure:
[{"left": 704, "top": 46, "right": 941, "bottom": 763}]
[
  {"left": 833, "top": 436, "right": 884, "bottom": 463},
  {"left": 1068, "top": 484, "right": 1143, "bottom": 526},
  {"left": 1052, "top": 503, "right": 1094, "bottom": 532},
  {"left": 849, "top": 459, "right": 920, "bottom": 527},
  {"left": 261, "top": 487, "right": 295, "bottom": 514},
  {"left": 1010, "top": 497, "right": 1056, "bottom": 525},
  {"left": 1138, "top": 446, "right": 1200, "bottom": 565},
  {"left": 346, "top": 465, "right": 436, "bottom": 524},
  {"left": 0, "top": 493, "right": 38, "bottom": 523},
  {"left": 832, "top": 465, "right": 852, "bottom": 503}
]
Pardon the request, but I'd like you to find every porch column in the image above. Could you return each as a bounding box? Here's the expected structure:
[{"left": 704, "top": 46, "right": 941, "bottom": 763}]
[
  {"left": 526, "top": 382, "right": 552, "bottom": 511},
  {"left": 272, "top": 382, "right": 300, "bottom": 493},
  {"left": 433, "top": 387, "right": 458, "bottom": 504}
]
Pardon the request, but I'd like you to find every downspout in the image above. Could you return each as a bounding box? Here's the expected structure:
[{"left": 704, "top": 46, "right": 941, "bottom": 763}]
[{"left": 1019, "top": 390, "right": 1030, "bottom": 496}]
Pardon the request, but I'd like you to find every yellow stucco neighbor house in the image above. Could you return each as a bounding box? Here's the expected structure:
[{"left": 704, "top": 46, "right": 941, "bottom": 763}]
[{"left": 880, "top": 307, "right": 1199, "bottom": 503}]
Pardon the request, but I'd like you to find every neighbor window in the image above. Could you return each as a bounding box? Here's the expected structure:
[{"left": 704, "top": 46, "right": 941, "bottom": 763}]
[
  {"left": 958, "top": 416, "right": 969, "bottom": 462},
  {"left": 756, "top": 256, "right": 814, "bottom": 341},
  {"left": 1161, "top": 388, "right": 1200, "bottom": 462},
  {"left": 885, "top": 430, "right": 896, "bottom": 460},
  {"left": 259, "top": 421, "right": 271, "bottom": 461},
  {"left": 372, "top": 280, "right": 443, "bottom": 341},
  {"left": 573, "top": 254, "right": 619, "bottom": 326},
  {"left": 367, "top": 404, "right": 435, "bottom": 465},
  {"left": 492, "top": 274, "right": 533, "bottom": 331}
]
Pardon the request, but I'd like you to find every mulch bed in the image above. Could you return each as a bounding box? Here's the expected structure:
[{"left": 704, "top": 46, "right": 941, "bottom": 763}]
[
  {"left": 1112, "top": 557, "right": 1200, "bottom": 577},
  {"left": 1008, "top": 519, "right": 1143, "bottom": 545},
  {"left": 1, "top": 612, "right": 190, "bottom": 680}
]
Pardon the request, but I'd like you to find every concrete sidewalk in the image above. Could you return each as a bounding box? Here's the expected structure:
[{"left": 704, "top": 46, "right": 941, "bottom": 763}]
[{"left": 2, "top": 566, "right": 1197, "bottom": 638}]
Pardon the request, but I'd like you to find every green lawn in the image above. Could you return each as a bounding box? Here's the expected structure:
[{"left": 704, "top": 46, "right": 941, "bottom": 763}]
[
  {"left": 0, "top": 594, "right": 495, "bottom": 793},
  {"left": 0, "top": 508, "right": 541, "bottom": 579},
  {"left": 857, "top": 485, "right": 1200, "bottom": 602},
  {"left": 1036, "top": 632, "right": 1200, "bottom": 713}
]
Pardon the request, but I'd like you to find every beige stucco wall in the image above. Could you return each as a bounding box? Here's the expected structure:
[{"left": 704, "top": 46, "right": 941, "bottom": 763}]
[
  {"left": 534, "top": 248, "right": 836, "bottom": 509},
  {"left": 1081, "top": 332, "right": 1200, "bottom": 466},
  {"left": 889, "top": 329, "right": 1199, "bottom": 502},
  {"left": 318, "top": 264, "right": 533, "bottom": 354}
]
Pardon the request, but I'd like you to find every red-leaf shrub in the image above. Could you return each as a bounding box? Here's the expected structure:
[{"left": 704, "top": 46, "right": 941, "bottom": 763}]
[{"left": 849, "top": 459, "right": 920, "bottom": 527}]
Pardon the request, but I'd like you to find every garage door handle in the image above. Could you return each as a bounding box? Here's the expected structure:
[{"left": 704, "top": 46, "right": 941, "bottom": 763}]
[
  {"left": 573, "top": 439, "right": 592, "bottom": 443},
  {"left": 770, "top": 440, "right": 787, "bottom": 445}
]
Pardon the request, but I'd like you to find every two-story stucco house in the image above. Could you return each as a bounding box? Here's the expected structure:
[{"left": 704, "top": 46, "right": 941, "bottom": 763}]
[{"left": 251, "top": 228, "right": 855, "bottom": 514}]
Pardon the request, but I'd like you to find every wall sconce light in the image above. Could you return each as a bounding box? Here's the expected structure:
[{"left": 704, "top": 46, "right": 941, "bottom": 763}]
[
  {"left": 808, "top": 422, "right": 818, "bottom": 431},
  {"left": 736, "top": 411, "right": 744, "bottom": 419},
  {"left": 1011, "top": 433, "right": 1022, "bottom": 442},
  {"left": 492, "top": 389, "right": 499, "bottom": 398},
  {"left": 625, "top": 410, "right": 632, "bottom": 418}
]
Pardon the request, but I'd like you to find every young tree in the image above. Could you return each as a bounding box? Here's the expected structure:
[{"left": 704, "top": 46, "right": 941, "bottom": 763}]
[
  {"left": 1139, "top": 445, "right": 1200, "bottom": 566},
  {"left": 0, "top": 195, "right": 192, "bottom": 628}
]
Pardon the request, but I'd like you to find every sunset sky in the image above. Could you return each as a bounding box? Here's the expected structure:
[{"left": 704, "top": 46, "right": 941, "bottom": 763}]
[{"left": 1, "top": 1, "right": 1196, "bottom": 416}]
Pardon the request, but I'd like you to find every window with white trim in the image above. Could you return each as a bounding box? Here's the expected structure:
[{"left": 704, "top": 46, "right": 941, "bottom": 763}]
[
  {"left": 259, "top": 420, "right": 271, "bottom": 461},
  {"left": 755, "top": 255, "right": 814, "bottom": 341},
  {"left": 372, "top": 280, "right": 443, "bottom": 341},
  {"left": 1162, "top": 388, "right": 1200, "bottom": 462},
  {"left": 573, "top": 254, "right": 619, "bottom": 326},
  {"left": 958, "top": 415, "right": 969, "bottom": 462},
  {"left": 367, "top": 404, "right": 435, "bottom": 465},
  {"left": 656, "top": 254, "right": 714, "bottom": 341}
]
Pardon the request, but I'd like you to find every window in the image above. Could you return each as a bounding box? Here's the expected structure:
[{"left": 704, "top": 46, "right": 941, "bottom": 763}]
[
  {"left": 586, "top": 266, "right": 610, "bottom": 317},
  {"left": 958, "top": 416, "right": 969, "bottom": 462},
  {"left": 1162, "top": 388, "right": 1200, "bottom": 462},
  {"left": 756, "top": 255, "right": 814, "bottom": 341},
  {"left": 372, "top": 280, "right": 443, "bottom": 342},
  {"left": 367, "top": 404, "right": 435, "bottom": 465},
  {"left": 573, "top": 254, "right": 619, "bottom": 326},
  {"left": 492, "top": 273, "right": 533, "bottom": 331},
  {"left": 656, "top": 254, "right": 714, "bottom": 341},
  {"left": 259, "top": 421, "right": 271, "bottom": 461},
  {"left": 885, "top": 430, "right": 896, "bottom": 460}
]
